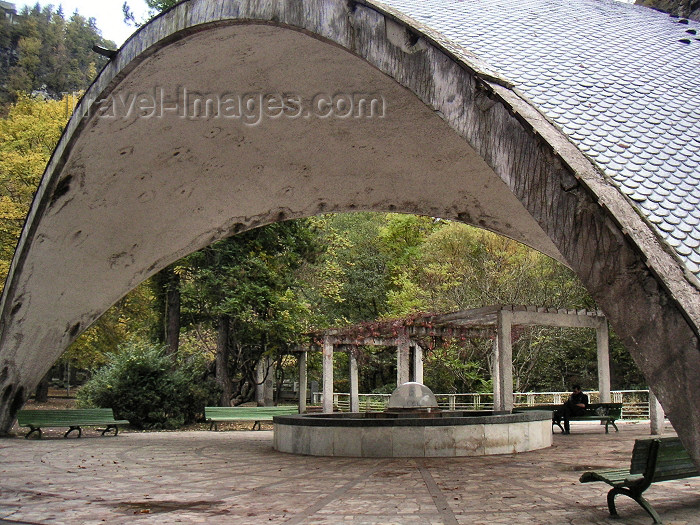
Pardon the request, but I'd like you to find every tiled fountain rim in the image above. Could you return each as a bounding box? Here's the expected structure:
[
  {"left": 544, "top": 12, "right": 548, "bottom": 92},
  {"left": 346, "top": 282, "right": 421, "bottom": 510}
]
[{"left": 273, "top": 410, "right": 552, "bottom": 427}]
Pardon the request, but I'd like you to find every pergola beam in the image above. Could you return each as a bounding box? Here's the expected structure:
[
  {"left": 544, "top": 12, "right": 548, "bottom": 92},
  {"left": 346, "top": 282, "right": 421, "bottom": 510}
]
[
  {"left": 324, "top": 337, "right": 399, "bottom": 347},
  {"left": 510, "top": 310, "right": 605, "bottom": 329},
  {"left": 309, "top": 306, "right": 606, "bottom": 343},
  {"left": 422, "top": 305, "right": 502, "bottom": 324}
]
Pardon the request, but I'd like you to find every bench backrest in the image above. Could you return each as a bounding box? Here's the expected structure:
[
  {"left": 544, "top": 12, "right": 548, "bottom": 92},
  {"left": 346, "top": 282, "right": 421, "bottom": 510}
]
[
  {"left": 630, "top": 437, "right": 699, "bottom": 481},
  {"left": 205, "top": 406, "right": 298, "bottom": 417},
  {"left": 17, "top": 408, "right": 116, "bottom": 424},
  {"left": 515, "top": 402, "right": 621, "bottom": 417},
  {"left": 584, "top": 403, "right": 622, "bottom": 417}
]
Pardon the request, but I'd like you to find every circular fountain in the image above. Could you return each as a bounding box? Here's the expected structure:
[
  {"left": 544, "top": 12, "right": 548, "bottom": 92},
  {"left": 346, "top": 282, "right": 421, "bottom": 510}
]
[{"left": 273, "top": 383, "right": 552, "bottom": 457}]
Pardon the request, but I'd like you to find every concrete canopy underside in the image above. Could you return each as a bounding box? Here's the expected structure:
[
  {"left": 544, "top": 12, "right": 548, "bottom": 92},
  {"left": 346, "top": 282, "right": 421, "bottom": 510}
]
[{"left": 0, "top": 0, "right": 698, "bottom": 468}]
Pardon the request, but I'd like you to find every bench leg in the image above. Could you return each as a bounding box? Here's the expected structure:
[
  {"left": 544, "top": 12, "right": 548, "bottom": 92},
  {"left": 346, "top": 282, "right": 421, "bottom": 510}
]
[
  {"left": 552, "top": 420, "right": 565, "bottom": 434},
  {"left": 25, "top": 426, "right": 41, "bottom": 439},
  {"left": 252, "top": 421, "right": 261, "bottom": 431},
  {"left": 64, "top": 426, "right": 82, "bottom": 438},
  {"left": 607, "top": 487, "right": 663, "bottom": 524},
  {"left": 602, "top": 420, "right": 618, "bottom": 433},
  {"left": 101, "top": 426, "right": 118, "bottom": 436}
]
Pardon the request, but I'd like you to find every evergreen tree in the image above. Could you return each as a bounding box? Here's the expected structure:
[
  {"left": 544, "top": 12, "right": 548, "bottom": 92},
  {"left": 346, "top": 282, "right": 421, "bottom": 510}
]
[
  {"left": 181, "top": 221, "right": 318, "bottom": 405},
  {"left": 0, "top": 4, "right": 114, "bottom": 105}
]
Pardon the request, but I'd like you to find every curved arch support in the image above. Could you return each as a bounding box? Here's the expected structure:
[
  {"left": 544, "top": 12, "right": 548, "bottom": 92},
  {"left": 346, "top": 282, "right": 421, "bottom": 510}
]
[{"left": 0, "top": 0, "right": 698, "bottom": 468}]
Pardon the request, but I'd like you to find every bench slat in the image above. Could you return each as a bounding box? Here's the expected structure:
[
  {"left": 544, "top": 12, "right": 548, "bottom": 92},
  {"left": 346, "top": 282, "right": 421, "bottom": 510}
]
[
  {"left": 18, "top": 409, "right": 124, "bottom": 423},
  {"left": 629, "top": 437, "right": 699, "bottom": 478},
  {"left": 17, "top": 408, "right": 129, "bottom": 438},
  {"left": 518, "top": 403, "right": 622, "bottom": 434},
  {"left": 580, "top": 469, "right": 634, "bottom": 485},
  {"left": 204, "top": 406, "right": 298, "bottom": 430},
  {"left": 650, "top": 438, "right": 698, "bottom": 481}
]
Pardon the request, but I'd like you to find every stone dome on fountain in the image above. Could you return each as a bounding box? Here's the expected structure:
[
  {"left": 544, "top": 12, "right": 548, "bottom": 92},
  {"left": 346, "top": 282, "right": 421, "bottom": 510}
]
[{"left": 387, "top": 382, "right": 439, "bottom": 412}]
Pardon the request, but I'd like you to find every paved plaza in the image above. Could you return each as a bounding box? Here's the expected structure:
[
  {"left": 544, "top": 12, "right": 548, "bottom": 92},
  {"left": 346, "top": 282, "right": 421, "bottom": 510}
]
[{"left": 1, "top": 421, "right": 698, "bottom": 524}]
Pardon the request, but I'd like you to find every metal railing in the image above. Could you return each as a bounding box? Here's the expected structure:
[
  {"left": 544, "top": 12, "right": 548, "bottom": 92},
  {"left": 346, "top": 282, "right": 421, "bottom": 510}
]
[{"left": 313, "top": 389, "right": 651, "bottom": 419}]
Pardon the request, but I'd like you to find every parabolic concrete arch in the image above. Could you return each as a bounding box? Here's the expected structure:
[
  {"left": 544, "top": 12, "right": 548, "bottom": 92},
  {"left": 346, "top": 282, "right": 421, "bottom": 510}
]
[{"left": 0, "top": 0, "right": 698, "bottom": 466}]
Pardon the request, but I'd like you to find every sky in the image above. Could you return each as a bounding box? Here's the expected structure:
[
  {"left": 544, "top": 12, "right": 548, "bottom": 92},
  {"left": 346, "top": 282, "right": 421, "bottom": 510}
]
[{"left": 15, "top": 0, "right": 152, "bottom": 46}]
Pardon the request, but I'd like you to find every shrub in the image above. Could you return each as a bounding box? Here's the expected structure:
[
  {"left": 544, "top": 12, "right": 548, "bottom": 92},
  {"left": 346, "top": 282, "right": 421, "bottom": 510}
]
[{"left": 77, "top": 341, "right": 219, "bottom": 429}]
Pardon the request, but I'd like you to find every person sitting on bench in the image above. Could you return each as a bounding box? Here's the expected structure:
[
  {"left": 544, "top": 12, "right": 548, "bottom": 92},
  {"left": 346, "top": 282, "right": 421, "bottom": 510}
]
[{"left": 553, "top": 385, "right": 588, "bottom": 434}]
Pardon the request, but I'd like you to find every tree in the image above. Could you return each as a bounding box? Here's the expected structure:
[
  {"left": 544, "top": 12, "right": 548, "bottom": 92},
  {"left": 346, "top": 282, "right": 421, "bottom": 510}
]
[
  {"left": 299, "top": 213, "right": 393, "bottom": 325},
  {"left": 0, "top": 93, "right": 71, "bottom": 288},
  {"left": 77, "top": 341, "right": 219, "bottom": 429},
  {"left": 635, "top": 0, "right": 700, "bottom": 21},
  {"left": 144, "top": 0, "right": 180, "bottom": 11},
  {"left": 62, "top": 282, "right": 157, "bottom": 371},
  {"left": 382, "top": 220, "right": 593, "bottom": 315},
  {"left": 0, "top": 4, "right": 113, "bottom": 105},
  {"left": 181, "top": 221, "right": 318, "bottom": 406},
  {"left": 150, "top": 265, "right": 181, "bottom": 355},
  {"left": 122, "top": 0, "right": 179, "bottom": 27}
]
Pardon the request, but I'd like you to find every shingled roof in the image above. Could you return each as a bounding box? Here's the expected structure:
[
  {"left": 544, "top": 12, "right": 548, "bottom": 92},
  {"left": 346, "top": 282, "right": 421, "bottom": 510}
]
[{"left": 381, "top": 0, "right": 700, "bottom": 278}]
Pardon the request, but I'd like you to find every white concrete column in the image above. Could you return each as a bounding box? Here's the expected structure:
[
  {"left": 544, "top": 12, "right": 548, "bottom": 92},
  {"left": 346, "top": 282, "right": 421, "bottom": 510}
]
[
  {"left": 322, "top": 336, "right": 334, "bottom": 413},
  {"left": 298, "top": 350, "right": 307, "bottom": 414},
  {"left": 413, "top": 344, "right": 424, "bottom": 384},
  {"left": 349, "top": 349, "right": 359, "bottom": 413},
  {"left": 649, "top": 390, "right": 666, "bottom": 435},
  {"left": 596, "top": 319, "right": 611, "bottom": 403},
  {"left": 397, "top": 330, "right": 410, "bottom": 386},
  {"left": 491, "top": 337, "right": 501, "bottom": 411},
  {"left": 496, "top": 310, "right": 513, "bottom": 412}
]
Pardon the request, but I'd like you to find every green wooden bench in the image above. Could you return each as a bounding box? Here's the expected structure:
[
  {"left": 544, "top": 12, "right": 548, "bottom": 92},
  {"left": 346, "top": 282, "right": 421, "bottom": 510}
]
[
  {"left": 205, "top": 406, "right": 298, "bottom": 430},
  {"left": 17, "top": 408, "right": 129, "bottom": 439},
  {"left": 517, "top": 402, "right": 622, "bottom": 433},
  {"left": 580, "top": 436, "right": 699, "bottom": 524}
]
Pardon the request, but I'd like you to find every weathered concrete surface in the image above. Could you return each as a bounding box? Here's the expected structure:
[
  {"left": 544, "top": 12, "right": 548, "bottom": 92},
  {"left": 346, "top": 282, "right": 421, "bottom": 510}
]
[{"left": 0, "top": 0, "right": 698, "bottom": 471}]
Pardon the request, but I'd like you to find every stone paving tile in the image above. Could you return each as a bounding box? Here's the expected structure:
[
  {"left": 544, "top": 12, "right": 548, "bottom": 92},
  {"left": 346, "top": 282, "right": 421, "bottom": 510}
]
[{"left": 1, "top": 423, "right": 699, "bottom": 524}]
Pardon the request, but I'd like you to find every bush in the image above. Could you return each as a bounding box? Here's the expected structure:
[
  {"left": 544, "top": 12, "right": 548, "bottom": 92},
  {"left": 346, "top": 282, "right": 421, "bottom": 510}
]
[{"left": 77, "top": 341, "right": 219, "bottom": 429}]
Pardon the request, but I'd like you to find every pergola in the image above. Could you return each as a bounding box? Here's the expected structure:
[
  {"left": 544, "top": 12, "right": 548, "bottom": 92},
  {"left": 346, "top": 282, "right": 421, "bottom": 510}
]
[{"left": 300, "top": 305, "right": 613, "bottom": 414}]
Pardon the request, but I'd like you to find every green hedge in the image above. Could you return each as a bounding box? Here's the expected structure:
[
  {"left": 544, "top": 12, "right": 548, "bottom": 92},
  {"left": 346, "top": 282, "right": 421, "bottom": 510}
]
[{"left": 77, "top": 342, "right": 220, "bottom": 429}]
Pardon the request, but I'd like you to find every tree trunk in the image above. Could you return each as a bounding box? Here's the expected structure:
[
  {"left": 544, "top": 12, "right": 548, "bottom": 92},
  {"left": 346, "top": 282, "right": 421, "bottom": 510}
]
[
  {"left": 255, "top": 358, "right": 266, "bottom": 406},
  {"left": 34, "top": 371, "right": 50, "bottom": 403},
  {"left": 151, "top": 266, "right": 180, "bottom": 355},
  {"left": 274, "top": 355, "right": 284, "bottom": 404},
  {"left": 216, "top": 315, "right": 233, "bottom": 406},
  {"left": 164, "top": 267, "right": 180, "bottom": 355}
]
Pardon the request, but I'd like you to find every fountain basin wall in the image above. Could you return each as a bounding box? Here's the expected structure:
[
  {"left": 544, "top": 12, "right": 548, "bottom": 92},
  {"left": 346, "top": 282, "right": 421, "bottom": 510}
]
[{"left": 273, "top": 411, "right": 552, "bottom": 457}]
